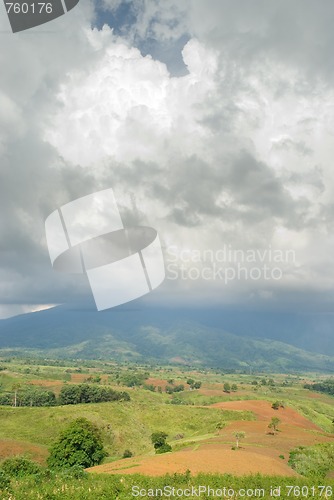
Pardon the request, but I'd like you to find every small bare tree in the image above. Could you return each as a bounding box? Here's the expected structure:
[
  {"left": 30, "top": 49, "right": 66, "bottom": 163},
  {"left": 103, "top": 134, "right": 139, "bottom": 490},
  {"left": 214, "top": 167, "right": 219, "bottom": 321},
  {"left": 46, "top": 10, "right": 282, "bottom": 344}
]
[
  {"left": 12, "top": 383, "right": 21, "bottom": 407},
  {"left": 233, "top": 431, "right": 245, "bottom": 449}
]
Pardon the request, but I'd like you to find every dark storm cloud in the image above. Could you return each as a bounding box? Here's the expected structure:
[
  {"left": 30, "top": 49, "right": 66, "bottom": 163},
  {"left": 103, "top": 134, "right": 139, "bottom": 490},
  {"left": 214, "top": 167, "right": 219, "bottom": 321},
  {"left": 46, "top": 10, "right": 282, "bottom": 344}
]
[{"left": 1, "top": 0, "right": 334, "bottom": 316}]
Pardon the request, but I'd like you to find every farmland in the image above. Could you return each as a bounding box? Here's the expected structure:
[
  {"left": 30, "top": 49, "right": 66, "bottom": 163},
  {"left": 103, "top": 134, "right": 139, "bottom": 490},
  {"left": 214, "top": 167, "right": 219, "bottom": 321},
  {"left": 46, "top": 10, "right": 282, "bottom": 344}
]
[{"left": 0, "top": 358, "right": 334, "bottom": 498}]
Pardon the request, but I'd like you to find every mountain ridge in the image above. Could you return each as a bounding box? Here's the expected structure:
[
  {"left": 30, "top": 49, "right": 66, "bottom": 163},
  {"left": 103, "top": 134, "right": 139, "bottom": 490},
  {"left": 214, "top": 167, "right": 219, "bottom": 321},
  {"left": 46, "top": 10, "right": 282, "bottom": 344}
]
[{"left": 0, "top": 305, "right": 333, "bottom": 372}]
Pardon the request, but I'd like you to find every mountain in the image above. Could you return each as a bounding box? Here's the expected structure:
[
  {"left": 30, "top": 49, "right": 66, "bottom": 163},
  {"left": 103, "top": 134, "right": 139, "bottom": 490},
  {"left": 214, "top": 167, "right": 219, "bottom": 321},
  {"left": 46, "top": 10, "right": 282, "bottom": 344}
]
[{"left": 0, "top": 304, "right": 333, "bottom": 372}]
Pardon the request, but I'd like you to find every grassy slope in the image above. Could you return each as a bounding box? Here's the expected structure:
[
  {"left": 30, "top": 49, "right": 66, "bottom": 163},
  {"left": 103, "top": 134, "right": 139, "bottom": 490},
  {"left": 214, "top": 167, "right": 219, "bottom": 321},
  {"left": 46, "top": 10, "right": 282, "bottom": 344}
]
[
  {"left": 0, "top": 388, "right": 253, "bottom": 461},
  {"left": 1, "top": 362, "right": 333, "bottom": 469}
]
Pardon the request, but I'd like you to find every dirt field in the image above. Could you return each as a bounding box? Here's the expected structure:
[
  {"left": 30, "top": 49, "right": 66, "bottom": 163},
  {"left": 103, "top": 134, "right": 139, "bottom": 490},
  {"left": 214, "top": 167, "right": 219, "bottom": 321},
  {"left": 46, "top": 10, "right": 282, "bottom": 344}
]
[
  {"left": 29, "top": 380, "right": 63, "bottom": 388},
  {"left": 70, "top": 373, "right": 109, "bottom": 383},
  {"left": 145, "top": 378, "right": 168, "bottom": 390},
  {"left": 89, "top": 398, "right": 332, "bottom": 477},
  {"left": 0, "top": 439, "right": 48, "bottom": 464},
  {"left": 88, "top": 445, "right": 297, "bottom": 477},
  {"left": 211, "top": 400, "right": 320, "bottom": 430}
]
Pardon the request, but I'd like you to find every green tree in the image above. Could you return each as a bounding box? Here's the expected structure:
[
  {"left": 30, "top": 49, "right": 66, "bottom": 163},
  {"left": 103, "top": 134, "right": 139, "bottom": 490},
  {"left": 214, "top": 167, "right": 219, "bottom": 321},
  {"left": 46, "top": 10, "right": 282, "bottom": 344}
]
[
  {"left": 47, "top": 418, "right": 107, "bottom": 469},
  {"left": 223, "top": 382, "right": 231, "bottom": 393},
  {"left": 231, "top": 384, "right": 238, "bottom": 392},
  {"left": 151, "top": 431, "right": 172, "bottom": 454},
  {"left": 233, "top": 431, "right": 245, "bottom": 449},
  {"left": 268, "top": 417, "right": 281, "bottom": 434}
]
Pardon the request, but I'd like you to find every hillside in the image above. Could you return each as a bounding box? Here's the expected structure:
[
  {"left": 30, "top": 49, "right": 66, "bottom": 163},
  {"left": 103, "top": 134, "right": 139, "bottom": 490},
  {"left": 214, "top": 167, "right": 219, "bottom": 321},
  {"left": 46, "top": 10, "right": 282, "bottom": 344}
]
[{"left": 0, "top": 306, "right": 333, "bottom": 372}]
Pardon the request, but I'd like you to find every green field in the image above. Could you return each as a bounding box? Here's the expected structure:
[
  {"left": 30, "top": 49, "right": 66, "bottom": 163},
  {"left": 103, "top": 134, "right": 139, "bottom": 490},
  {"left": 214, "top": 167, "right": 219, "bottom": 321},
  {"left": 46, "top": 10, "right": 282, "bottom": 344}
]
[{"left": 0, "top": 357, "right": 334, "bottom": 498}]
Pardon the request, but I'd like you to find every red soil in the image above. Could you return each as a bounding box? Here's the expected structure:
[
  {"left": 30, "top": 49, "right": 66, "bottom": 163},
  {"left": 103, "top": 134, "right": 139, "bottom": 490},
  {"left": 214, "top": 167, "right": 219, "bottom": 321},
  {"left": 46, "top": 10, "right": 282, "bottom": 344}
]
[
  {"left": 0, "top": 439, "right": 48, "bottom": 464},
  {"left": 89, "top": 399, "right": 332, "bottom": 478},
  {"left": 210, "top": 400, "right": 320, "bottom": 430},
  {"left": 88, "top": 444, "right": 297, "bottom": 477}
]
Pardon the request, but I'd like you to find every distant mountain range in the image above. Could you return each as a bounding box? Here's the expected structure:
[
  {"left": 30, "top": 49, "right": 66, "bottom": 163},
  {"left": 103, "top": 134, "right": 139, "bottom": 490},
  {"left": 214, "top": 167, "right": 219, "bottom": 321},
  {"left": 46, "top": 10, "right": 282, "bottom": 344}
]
[{"left": 0, "top": 304, "right": 333, "bottom": 372}]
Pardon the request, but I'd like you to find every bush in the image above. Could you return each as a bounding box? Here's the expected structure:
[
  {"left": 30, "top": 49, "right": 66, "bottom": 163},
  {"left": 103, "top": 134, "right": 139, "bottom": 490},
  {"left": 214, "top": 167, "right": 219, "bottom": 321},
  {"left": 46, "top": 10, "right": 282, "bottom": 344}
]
[
  {"left": 0, "top": 457, "right": 42, "bottom": 477},
  {"left": 0, "top": 469, "right": 11, "bottom": 491},
  {"left": 47, "top": 417, "right": 107, "bottom": 469},
  {"left": 123, "top": 450, "right": 133, "bottom": 459},
  {"left": 151, "top": 431, "right": 172, "bottom": 454},
  {"left": 156, "top": 443, "right": 172, "bottom": 454},
  {"left": 58, "top": 465, "right": 87, "bottom": 479},
  {"left": 289, "top": 443, "right": 334, "bottom": 479}
]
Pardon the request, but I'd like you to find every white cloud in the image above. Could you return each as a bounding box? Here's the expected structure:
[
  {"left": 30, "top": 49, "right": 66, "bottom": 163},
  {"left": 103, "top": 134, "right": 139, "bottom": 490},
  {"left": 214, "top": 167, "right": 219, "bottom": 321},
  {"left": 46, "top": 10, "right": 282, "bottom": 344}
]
[
  {"left": 2, "top": 0, "right": 334, "bottom": 315},
  {"left": 45, "top": 34, "right": 218, "bottom": 166}
]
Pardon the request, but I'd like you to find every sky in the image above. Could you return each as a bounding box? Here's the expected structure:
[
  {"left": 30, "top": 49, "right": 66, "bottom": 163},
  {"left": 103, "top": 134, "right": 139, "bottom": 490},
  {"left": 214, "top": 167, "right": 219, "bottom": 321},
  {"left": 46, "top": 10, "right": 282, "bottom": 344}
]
[{"left": 1, "top": 0, "right": 334, "bottom": 318}]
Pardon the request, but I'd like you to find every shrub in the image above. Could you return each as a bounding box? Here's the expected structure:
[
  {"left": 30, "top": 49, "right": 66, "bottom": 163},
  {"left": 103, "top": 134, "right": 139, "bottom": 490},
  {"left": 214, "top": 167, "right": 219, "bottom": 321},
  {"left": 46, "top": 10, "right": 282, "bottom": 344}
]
[
  {"left": 223, "top": 383, "right": 231, "bottom": 393},
  {"left": 156, "top": 443, "right": 172, "bottom": 454},
  {"left": 47, "top": 417, "right": 107, "bottom": 469},
  {"left": 58, "top": 465, "right": 87, "bottom": 479},
  {"left": 0, "top": 457, "right": 42, "bottom": 477},
  {"left": 151, "top": 431, "right": 172, "bottom": 454},
  {"left": 0, "top": 470, "right": 11, "bottom": 491},
  {"left": 123, "top": 450, "right": 133, "bottom": 459},
  {"left": 143, "top": 384, "right": 156, "bottom": 392},
  {"left": 289, "top": 443, "right": 334, "bottom": 479}
]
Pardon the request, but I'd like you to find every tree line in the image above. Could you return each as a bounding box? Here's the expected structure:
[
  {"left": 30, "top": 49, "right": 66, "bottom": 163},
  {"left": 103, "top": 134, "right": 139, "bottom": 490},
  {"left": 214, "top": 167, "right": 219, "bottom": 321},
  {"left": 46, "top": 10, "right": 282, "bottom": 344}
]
[
  {"left": 0, "top": 384, "right": 130, "bottom": 407},
  {"left": 303, "top": 379, "right": 334, "bottom": 396}
]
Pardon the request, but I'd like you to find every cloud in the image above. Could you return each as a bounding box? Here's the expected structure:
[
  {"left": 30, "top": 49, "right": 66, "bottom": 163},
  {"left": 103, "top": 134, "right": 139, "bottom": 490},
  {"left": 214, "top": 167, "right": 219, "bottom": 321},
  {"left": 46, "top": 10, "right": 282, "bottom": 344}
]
[{"left": 1, "top": 1, "right": 334, "bottom": 316}]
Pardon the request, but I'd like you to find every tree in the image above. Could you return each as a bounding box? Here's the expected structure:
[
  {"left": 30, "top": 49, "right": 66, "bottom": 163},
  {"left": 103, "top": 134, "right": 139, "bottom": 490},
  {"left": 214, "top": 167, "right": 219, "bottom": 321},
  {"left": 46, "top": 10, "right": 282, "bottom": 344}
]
[
  {"left": 151, "top": 431, "right": 172, "bottom": 454},
  {"left": 187, "top": 379, "right": 202, "bottom": 390},
  {"left": 268, "top": 417, "right": 281, "bottom": 435},
  {"left": 233, "top": 431, "right": 245, "bottom": 449},
  {"left": 11, "top": 383, "right": 21, "bottom": 407},
  {"left": 223, "top": 382, "right": 231, "bottom": 393},
  {"left": 272, "top": 400, "right": 284, "bottom": 410},
  {"left": 47, "top": 418, "right": 107, "bottom": 469},
  {"left": 231, "top": 384, "right": 238, "bottom": 392},
  {"left": 216, "top": 422, "right": 224, "bottom": 434}
]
